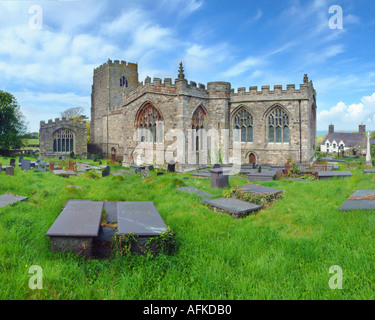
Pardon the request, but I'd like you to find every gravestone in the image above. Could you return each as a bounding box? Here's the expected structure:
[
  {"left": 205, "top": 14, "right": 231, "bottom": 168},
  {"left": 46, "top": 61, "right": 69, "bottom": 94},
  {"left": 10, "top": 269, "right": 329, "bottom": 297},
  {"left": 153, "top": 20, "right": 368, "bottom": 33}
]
[
  {"left": 30, "top": 162, "right": 36, "bottom": 168},
  {"left": 97, "top": 152, "right": 102, "bottom": 160},
  {"left": 49, "top": 161, "right": 55, "bottom": 171},
  {"left": 258, "top": 165, "right": 262, "bottom": 173},
  {"left": 248, "top": 170, "right": 277, "bottom": 182},
  {"left": 5, "top": 167, "right": 14, "bottom": 176},
  {"left": 317, "top": 171, "right": 352, "bottom": 180},
  {"left": 87, "top": 152, "right": 91, "bottom": 160},
  {"left": 339, "top": 190, "right": 375, "bottom": 211},
  {"left": 168, "top": 161, "right": 175, "bottom": 172},
  {"left": 9, "top": 159, "right": 15, "bottom": 167},
  {"left": 59, "top": 156, "right": 62, "bottom": 160},
  {"left": 157, "top": 172, "right": 164, "bottom": 176},
  {"left": 213, "top": 163, "right": 221, "bottom": 169},
  {"left": 99, "top": 160, "right": 102, "bottom": 165},
  {"left": 238, "top": 184, "right": 283, "bottom": 196},
  {"left": 0, "top": 193, "right": 28, "bottom": 208},
  {"left": 69, "top": 160, "right": 76, "bottom": 171},
  {"left": 252, "top": 162, "right": 256, "bottom": 169},
  {"left": 102, "top": 166, "right": 110, "bottom": 177},
  {"left": 148, "top": 165, "right": 154, "bottom": 171},
  {"left": 91, "top": 154, "right": 96, "bottom": 161},
  {"left": 38, "top": 161, "right": 47, "bottom": 172},
  {"left": 209, "top": 168, "right": 229, "bottom": 188},
  {"left": 141, "top": 169, "right": 150, "bottom": 179},
  {"left": 21, "top": 159, "right": 31, "bottom": 171},
  {"left": 19, "top": 155, "right": 24, "bottom": 164}
]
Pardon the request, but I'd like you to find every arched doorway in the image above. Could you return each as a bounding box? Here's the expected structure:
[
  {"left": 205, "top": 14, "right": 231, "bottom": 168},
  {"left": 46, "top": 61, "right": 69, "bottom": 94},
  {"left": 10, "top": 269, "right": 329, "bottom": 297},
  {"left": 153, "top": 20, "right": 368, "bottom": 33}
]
[
  {"left": 192, "top": 105, "right": 207, "bottom": 164},
  {"left": 249, "top": 153, "right": 256, "bottom": 164}
]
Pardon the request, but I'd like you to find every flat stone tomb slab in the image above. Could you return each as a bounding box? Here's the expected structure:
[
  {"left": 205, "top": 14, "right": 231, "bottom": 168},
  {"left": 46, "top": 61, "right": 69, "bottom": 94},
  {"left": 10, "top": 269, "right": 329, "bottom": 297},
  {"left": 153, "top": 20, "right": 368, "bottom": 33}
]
[
  {"left": 54, "top": 170, "right": 77, "bottom": 176},
  {"left": 46, "top": 200, "right": 103, "bottom": 237},
  {"left": 318, "top": 171, "right": 352, "bottom": 180},
  {"left": 0, "top": 193, "right": 28, "bottom": 209},
  {"left": 202, "top": 197, "right": 262, "bottom": 217},
  {"left": 117, "top": 202, "right": 167, "bottom": 236},
  {"left": 177, "top": 186, "right": 214, "bottom": 198},
  {"left": 248, "top": 171, "right": 277, "bottom": 181},
  {"left": 191, "top": 170, "right": 211, "bottom": 178},
  {"left": 339, "top": 190, "right": 375, "bottom": 211},
  {"left": 238, "top": 184, "right": 283, "bottom": 195},
  {"left": 363, "top": 169, "right": 375, "bottom": 174}
]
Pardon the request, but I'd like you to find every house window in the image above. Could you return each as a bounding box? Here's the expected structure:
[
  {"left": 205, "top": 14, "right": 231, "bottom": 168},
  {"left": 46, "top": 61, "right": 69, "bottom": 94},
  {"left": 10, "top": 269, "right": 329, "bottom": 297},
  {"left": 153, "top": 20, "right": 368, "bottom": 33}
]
[
  {"left": 326, "top": 143, "right": 329, "bottom": 149},
  {"left": 53, "top": 129, "right": 74, "bottom": 153},
  {"left": 333, "top": 143, "right": 336, "bottom": 149},
  {"left": 268, "top": 107, "right": 289, "bottom": 143},
  {"left": 136, "top": 104, "right": 163, "bottom": 143},
  {"left": 233, "top": 108, "right": 253, "bottom": 143}
]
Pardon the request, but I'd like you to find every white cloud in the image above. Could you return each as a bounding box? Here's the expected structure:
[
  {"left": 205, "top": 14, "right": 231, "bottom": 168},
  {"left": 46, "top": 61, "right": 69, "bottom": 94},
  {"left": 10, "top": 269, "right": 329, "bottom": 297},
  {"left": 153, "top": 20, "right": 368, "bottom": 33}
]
[
  {"left": 318, "top": 92, "right": 375, "bottom": 131},
  {"left": 219, "top": 57, "right": 263, "bottom": 78}
]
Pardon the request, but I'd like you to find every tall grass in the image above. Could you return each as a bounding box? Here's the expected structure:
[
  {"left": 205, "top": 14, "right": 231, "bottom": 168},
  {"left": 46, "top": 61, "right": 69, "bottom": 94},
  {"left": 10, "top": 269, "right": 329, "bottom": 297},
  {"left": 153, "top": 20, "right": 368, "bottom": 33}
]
[{"left": 0, "top": 157, "right": 375, "bottom": 299}]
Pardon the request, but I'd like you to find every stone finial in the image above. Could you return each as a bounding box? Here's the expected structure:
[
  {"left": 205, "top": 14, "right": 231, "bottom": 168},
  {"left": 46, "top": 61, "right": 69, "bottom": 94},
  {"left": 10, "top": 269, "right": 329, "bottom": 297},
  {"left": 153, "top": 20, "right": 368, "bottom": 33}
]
[
  {"left": 178, "top": 62, "right": 185, "bottom": 80},
  {"left": 303, "top": 74, "right": 309, "bottom": 84}
]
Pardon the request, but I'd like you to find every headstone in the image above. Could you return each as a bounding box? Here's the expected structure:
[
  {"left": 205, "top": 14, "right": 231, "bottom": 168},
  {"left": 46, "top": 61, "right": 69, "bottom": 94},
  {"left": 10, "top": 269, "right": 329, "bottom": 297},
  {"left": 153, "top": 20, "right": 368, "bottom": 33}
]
[
  {"left": 141, "top": 169, "right": 150, "bottom": 179},
  {"left": 209, "top": 168, "right": 229, "bottom": 188},
  {"left": 19, "top": 155, "right": 24, "bottom": 163},
  {"left": 59, "top": 156, "right": 62, "bottom": 160},
  {"left": 87, "top": 152, "right": 91, "bottom": 160},
  {"left": 49, "top": 161, "right": 55, "bottom": 171},
  {"left": 258, "top": 165, "right": 262, "bottom": 173},
  {"left": 91, "top": 154, "right": 96, "bottom": 161},
  {"left": 97, "top": 152, "right": 102, "bottom": 160},
  {"left": 157, "top": 172, "right": 164, "bottom": 176},
  {"left": 148, "top": 165, "right": 154, "bottom": 171},
  {"left": 5, "top": 167, "right": 14, "bottom": 176},
  {"left": 9, "top": 159, "right": 15, "bottom": 167},
  {"left": 30, "top": 162, "right": 36, "bottom": 168},
  {"left": 99, "top": 160, "right": 102, "bottom": 165},
  {"left": 102, "top": 166, "right": 110, "bottom": 177},
  {"left": 38, "top": 161, "right": 47, "bottom": 172},
  {"left": 21, "top": 159, "right": 31, "bottom": 171},
  {"left": 252, "top": 162, "right": 256, "bottom": 169},
  {"left": 168, "top": 161, "right": 175, "bottom": 172},
  {"left": 69, "top": 160, "right": 76, "bottom": 171},
  {"left": 36, "top": 158, "right": 41, "bottom": 164},
  {"left": 213, "top": 163, "right": 221, "bottom": 169}
]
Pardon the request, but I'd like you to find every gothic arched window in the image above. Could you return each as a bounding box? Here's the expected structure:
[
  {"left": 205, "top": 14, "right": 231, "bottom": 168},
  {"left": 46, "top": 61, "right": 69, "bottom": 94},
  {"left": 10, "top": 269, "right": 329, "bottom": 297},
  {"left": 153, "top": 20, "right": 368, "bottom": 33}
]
[
  {"left": 120, "top": 76, "right": 128, "bottom": 88},
  {"left": 233, "top": 108, "right": 253, "bottom": 143},
  {"left": 268, "top": 107, "right": 289, "bottom": 143},
  {"left": 192, "top": 106, "right": 207, "bottom": 151},
  {"left": 53, "top": 129, "right": 75, "bottom": 153},
  {"left": 136, "top": 104, "right": 163, "bottom": 143}
]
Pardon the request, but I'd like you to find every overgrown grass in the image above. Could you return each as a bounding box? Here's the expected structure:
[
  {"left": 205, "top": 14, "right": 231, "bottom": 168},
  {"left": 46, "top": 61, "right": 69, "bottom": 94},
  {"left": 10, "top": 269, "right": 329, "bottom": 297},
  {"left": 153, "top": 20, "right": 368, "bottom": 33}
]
[{"left": 0, "top": 157, "right": 375, "bottom": 300}]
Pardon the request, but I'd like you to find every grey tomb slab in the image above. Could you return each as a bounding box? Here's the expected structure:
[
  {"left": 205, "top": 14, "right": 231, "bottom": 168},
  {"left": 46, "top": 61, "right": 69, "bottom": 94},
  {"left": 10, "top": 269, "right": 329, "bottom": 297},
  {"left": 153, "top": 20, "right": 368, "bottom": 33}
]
[
  {"left": 117, "top": 202, "right": 167, "bottom": 236},
  {"left": 339, "top": 190, "right": 375, "bottom": 211},
  {"left": 177, "top": 186, "right": 214, "bottom": 198},
  {"left": 202, "top": 197, "right": 262, "bottom": 216},
  {"left": 238, "top": 184, "right": 283, "bottom": 195},
  {"left": 0, "top": 193, "right": 28, "bottom": 209},
  {"left": 318, "top": 171, "right": 352, "bottom": 180},
  {"left": 45, "top": 200, "right": 103, "bottom": 237}
]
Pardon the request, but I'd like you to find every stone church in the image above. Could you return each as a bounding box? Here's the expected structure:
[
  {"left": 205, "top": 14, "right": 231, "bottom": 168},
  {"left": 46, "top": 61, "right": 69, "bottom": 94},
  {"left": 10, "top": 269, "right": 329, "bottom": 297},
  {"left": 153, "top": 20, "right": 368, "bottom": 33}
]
[{"left": 90, "top": 59, "right": 317, "bottom": 172}]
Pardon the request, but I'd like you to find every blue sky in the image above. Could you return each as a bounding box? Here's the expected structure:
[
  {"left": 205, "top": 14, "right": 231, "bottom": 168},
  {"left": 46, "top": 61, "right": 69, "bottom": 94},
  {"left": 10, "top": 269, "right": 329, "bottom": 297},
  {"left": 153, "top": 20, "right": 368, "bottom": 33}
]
[{"left": 0, "top": 0, "right": 374, "bottom": 133}]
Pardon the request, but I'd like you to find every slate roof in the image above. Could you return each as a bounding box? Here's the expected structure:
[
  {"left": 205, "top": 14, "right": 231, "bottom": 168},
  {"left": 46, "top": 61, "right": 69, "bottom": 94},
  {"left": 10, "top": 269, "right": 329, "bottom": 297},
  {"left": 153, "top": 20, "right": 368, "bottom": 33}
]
[{"left": 321, "top": 132, "right": 364, "bottom": 148}]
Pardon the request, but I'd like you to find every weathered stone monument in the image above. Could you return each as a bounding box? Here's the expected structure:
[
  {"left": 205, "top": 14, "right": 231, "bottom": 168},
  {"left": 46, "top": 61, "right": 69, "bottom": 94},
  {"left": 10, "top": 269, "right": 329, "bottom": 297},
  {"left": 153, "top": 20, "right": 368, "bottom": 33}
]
[
  {"left": 209, "top": 168, "right": 229, "bottom": 188},
  {"left": 38, "top": 161, "right": 47, "bottom": 172},
  {"left": 5, "top": 167, "right": 14, "bottom": 176},
  {"left": 21, "top": 159, "right": 31, "bottom": 171},
  {"left": 366, "top": 131, "right": 372, "bottom": 167}
]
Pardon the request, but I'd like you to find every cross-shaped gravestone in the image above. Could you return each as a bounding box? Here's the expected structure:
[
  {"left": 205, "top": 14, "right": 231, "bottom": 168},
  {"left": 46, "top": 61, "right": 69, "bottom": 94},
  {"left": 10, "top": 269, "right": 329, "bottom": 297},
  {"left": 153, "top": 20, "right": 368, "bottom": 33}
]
[
  {"left": 6, "top": 167, "right": 14, "bottom": 176},
  {"left": 21, "top": 159, "right": 31, "bottom": 171}
]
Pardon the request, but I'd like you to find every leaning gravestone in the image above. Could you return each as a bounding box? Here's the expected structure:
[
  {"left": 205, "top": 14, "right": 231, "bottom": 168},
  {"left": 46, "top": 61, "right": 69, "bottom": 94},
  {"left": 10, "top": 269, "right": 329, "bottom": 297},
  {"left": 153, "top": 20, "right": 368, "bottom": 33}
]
[
  {"left": 6, "top": 167, "right": 14, "bottom": 176},
  {"left": 102, "top": 166, "right": 110, "bottom": 177},
  {"left": 9, "top": 159, "right": 15, "bottom": 167},
  {"left": 38, "top": 161, "right": 47, "bottom": 172},
  {"left": 21, "top": 159, "right": 31, "bottom": 171}
]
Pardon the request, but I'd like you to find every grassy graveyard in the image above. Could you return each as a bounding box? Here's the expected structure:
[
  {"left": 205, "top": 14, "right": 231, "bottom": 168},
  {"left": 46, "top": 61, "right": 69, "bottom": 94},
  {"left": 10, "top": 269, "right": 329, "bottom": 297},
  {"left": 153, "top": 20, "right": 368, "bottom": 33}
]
[{"left": 0, "top": 157, "right": 375, "bottom": 300}]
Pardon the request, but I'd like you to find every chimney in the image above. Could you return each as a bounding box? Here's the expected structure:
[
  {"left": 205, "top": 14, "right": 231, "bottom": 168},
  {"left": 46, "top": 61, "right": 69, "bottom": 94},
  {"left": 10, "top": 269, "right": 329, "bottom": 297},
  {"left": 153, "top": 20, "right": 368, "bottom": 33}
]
[
  {"left": 329, "top": 124, "right": 334, "bottom": 134},
  {"left": 359, "top": 124, "right": 366, "bottom": 135}
]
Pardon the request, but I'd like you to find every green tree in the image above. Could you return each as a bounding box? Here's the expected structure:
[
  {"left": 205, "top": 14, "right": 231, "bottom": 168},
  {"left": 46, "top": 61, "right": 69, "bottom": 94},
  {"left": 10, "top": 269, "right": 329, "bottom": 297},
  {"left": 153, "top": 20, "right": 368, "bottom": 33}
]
[{"left": 0, "top": 91, "right": 27, "bottom": 151}]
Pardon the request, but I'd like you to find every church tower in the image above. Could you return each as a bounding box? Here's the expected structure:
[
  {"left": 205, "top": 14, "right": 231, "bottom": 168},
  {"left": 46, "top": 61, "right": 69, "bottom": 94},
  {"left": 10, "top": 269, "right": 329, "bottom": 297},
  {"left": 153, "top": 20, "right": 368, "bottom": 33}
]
[{"left": 90, "top": 59, "right": 139, "bottom": 149}]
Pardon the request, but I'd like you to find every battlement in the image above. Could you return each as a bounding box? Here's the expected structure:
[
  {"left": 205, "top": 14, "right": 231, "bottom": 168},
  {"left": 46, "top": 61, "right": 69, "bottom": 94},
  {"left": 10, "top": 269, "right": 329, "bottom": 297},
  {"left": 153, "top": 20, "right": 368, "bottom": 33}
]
[
  {"left": 231, "top": 81, "right": 314, "bottom": 98},
  {"left": 40, "top": 117, "right": 87, "bottom": 128},
  {"left": 94, "top": 59, "right": 138, "bottom": 75}
]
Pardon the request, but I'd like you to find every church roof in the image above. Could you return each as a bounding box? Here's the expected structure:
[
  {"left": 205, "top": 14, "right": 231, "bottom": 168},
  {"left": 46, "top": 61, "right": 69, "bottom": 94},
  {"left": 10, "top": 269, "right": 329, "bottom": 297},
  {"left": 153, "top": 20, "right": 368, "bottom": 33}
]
[{"left": 321, "top": 132, "right": 363, "bottom": 147}]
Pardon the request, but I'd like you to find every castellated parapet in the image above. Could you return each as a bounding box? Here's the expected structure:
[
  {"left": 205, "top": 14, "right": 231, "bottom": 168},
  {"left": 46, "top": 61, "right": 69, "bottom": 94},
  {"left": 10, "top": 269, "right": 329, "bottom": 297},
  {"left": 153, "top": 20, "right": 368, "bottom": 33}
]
[
  {"left": 93, "top": 59, "right": 138, "bottom": 75},
  {"left": 39, "top": 118, "right": 87, "bottom": 159}
]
